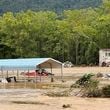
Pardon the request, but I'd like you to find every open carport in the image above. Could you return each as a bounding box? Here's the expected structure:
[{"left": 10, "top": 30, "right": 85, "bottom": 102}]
[{"left": 0, "top": 58, "right": 63, "bottom": 82}]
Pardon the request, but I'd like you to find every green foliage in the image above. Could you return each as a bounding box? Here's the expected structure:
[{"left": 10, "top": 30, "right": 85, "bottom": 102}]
[
  {"left": 0, "top": 43, "right": 17, "bottom": 58},
  {"left": 0, "top": 0, "right": 102, "bottom": 14},
  {"left": 85, "top": 87, "right": 101, "bottom": 97},
  {"left": 72, "top": 74, "right": 110, "bottom": 97},
  {"left": 83, "top": 79, "right": 101, "bottom": 97},
  {"left": 72, "top": 73, "right": 101, "bottom": 97},
  {"left": 75, "top": 73, "right": 95, "bottom": 87},
  {"left": 85, "top": 42, "right": 99, "bottom": 65},
  {"left": 0, "top": 1, "right": 110, "bottom": 65}
]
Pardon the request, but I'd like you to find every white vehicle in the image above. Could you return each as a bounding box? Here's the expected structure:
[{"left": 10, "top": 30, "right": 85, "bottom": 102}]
[
  {"left": 63, "top": 61, "right": 73, "bottom": 68},
  {"left": 99, "top": 49, "right": 110, "bottom": 66}
]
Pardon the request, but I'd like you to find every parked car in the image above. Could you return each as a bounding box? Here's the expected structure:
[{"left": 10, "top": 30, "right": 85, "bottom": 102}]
[{"left": 22, "top": 69, "right": 54, "bottom": 77}]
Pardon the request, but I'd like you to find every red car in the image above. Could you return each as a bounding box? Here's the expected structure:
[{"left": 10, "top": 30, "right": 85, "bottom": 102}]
[{"left": 24, "top": 69, "right": 54, "bottom": 77}]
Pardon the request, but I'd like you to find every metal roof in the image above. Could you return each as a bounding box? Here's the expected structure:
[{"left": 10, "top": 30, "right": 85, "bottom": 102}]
[{"left": 0, "top": 58, "right": 62, "bottom": 70}]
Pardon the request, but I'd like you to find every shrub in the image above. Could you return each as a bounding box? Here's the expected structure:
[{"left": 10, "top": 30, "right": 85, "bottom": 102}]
[
  {"left": 71, "top": 73, "right": 101, "bottom": 97},
  {"left": 75, "top": 73, "right": 94, "bottom": 87},
  {"left": 81, "top": 79, "right": 101, "bottom": 97},
  {"left": 102, "top": 85, "right": 110, "bottom": 97},
  {"left": 96, "top": 72, "right": 103, "bottom": 78},
  {"left": 85, "top": 89, "right": 102, "bottom": 97}
]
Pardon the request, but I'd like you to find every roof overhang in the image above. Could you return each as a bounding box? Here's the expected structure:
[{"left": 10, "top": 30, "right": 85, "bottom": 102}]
[{"left": 37, "top": 58, "right": 62, "bottom": 68}]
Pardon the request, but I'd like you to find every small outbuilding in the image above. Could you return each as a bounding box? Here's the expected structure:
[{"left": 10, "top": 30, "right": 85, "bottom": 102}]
[{"left": 99, "top": 49, "right": 110, "bottom": 66}]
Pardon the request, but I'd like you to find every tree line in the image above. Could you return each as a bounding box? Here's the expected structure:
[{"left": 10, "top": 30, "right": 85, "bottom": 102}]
[
  {"left": 0, "top": 0, "right": 102, "bottom": 14},
  {"left": 0, "top": 0, "right": 110, "bottom": 65}
]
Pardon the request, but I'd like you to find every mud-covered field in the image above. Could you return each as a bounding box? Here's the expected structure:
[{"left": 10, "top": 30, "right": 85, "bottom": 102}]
[
  {"left": 0, "top": 88, "right": 110, "bottom": 110},
  {"left": 0, "top": 67, "right": 110, "bottom": 110}
]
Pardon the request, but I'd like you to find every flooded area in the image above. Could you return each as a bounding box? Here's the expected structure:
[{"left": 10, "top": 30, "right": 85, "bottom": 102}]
[
  {"left": 0, "top": 67, "right": 109, "bottom": 110},
  {"left": 0, "top": 89, "right": 42, "bottom": 95}
]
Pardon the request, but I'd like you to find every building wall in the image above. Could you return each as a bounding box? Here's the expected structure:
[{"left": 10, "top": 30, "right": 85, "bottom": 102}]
[{"left": 99, "top": 49, "right": 110, "bottom": 66}]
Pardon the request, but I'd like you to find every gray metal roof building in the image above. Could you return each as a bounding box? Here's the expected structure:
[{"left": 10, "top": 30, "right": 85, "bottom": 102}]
[
  {"left": 0, "top": 58, "right": 62, "bottom": 70},
  {"left": 0, "top": 58, "right": 63, "bottom": 83}
]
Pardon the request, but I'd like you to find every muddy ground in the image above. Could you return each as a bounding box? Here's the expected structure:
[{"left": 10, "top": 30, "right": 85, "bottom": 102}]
[{"left": 0, "top": 67, "right": 110, "bottom": 110}]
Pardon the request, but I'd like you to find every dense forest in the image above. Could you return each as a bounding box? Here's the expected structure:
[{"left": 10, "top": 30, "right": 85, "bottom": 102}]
[
  {"left": 0, "top": 0, "right": 102, "bottom": 13},
  {"left": 0, "top": 0, "right": 110, "bottom": 65}
]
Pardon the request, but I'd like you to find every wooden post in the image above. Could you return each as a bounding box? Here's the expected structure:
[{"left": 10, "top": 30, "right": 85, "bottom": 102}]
[
  {"left": 1, "top": 67, "right": 3, "bottom": 78},
  {"left": 39, "top": 65, "right": 42, "bottom": 82},
  {"left": 6, "top": 70, "right": 8, "bottom": 78},
  {"left": 61, "top": 64, "right": 63, "bottom": 81},
  {"left": 24, "top": 70, "right": 26, "bottom": 88},
  {"left": 50, "top": 64, "right": 54, "bottom": 82},
  {"left": 34, "top": 69, "right": 37, "bottom": 89},
  {"left": 46, "top": 62, "right": 54, "bottom": 83},
  {"left": 40, "top": 73, "right": 41, "bottom": 82},
  {"left": 17, "top": 69, "right": 19, "bottom": 80},
  {"left": 28, "top": 69, "right": 29, "bottom": 82},
  {"left": 12, "top": 70, "right": 15, "bottom": 88}
]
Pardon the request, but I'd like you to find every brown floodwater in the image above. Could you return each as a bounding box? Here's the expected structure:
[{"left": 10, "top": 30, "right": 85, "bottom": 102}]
[
  {"left": 0, "top": 82, "right": 48, "bottom": 89},
  {"left": 0, "top": 82, "right": 51, "bottom": 96}
]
